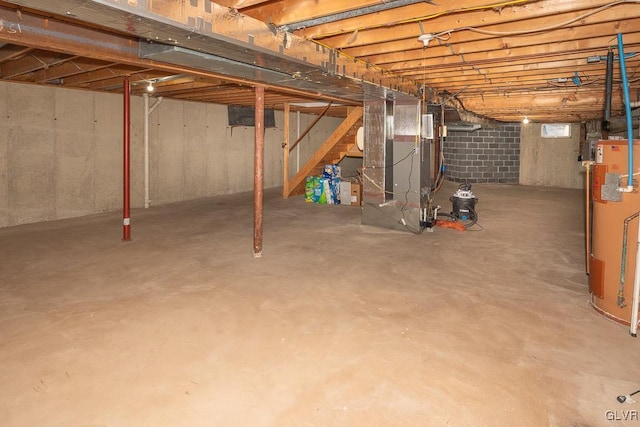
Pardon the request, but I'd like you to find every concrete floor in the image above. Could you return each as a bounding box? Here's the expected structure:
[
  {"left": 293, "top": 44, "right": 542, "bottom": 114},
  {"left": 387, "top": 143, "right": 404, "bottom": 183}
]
[{"left": 0, "top": 182, "right": 638, "bottom": 426}]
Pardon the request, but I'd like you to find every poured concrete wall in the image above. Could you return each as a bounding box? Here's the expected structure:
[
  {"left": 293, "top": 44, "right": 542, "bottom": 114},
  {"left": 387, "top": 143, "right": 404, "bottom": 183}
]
[
  {"left": 0, "top": 82, "right": 342, "bottom": 228},
  {"left": 519, "top": 122, "right": 585, "bottom": 189}
]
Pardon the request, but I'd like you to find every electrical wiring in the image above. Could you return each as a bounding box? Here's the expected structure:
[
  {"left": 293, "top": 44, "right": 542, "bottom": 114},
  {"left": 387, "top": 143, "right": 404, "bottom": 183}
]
[
  {"left": 308, "top": 0, "right": 534, "bottom": 77},
  {"left": 367, "top": 149, "right": 417, "bottom": 169},
  {"left": 399, "top": 150, "right": 424, "bottom": 235},
  {"left": 547, "top": 77, "right": 603, "bottom": 88},
  {"left": 361, "top": 148, "right": 422, "bottom": 195},
  {"left": 306, "top": 0, "right": 640, "bottom": 109},
  {"left": 437, "top": 0, "right": 640, "bottom": 38},
  {"left": 547, "top": 74, "right": 640, "bottom": 88},
  {"left": 430, "top": 103, "right": 447, "bottom": 195},
  {"left": 467, "top": 222, "right": 485, "bottom": 231},
  {"left": 361, "top": 170, "right": 419, "bottom": 196},
  {"left": 309, "top": 0, "right": 640, "bottom": 47},
  {"left": 362, "top": 155, "right": 424, "bottom": 234},
  {"left": 309, "top": 0, "right": 531, "bottom": 41}
]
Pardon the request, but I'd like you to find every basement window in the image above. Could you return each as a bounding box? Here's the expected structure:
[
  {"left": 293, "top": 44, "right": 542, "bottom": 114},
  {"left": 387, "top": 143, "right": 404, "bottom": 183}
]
[
  {"left": 228, "top": 105, "right": 276, "bottom": 127},
  {"left": 541, "top": 123, "right": 571, "bottom": 138}
]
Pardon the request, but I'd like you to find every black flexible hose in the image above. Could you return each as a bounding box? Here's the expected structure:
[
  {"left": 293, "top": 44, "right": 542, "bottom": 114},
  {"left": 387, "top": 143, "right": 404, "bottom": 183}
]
[{"left": 465, "top": 206, "right": 478, "bottom": 228}]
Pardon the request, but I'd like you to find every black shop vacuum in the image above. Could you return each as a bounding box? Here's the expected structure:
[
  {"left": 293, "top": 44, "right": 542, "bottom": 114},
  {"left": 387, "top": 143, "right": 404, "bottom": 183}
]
[{"left": 450, "top": 183, "right": 478, "bottom": 228}]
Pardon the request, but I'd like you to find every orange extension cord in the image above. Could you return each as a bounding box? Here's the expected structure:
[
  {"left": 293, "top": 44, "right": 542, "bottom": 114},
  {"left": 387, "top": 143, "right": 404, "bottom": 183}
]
[{"left": 435, "top": 219, "right": 467, "bottom": 232}]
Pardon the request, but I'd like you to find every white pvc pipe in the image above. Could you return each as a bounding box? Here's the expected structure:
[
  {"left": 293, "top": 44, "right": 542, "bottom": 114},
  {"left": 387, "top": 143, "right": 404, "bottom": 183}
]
[
  {"left": 144, "top": 94, "right": 149, "bottom": 208},
  {"left": 630, "top": 218, "right": 640, "bottom": 337},
  {"left": 143, "top": 94, "right": 163, "bottom": 209}
]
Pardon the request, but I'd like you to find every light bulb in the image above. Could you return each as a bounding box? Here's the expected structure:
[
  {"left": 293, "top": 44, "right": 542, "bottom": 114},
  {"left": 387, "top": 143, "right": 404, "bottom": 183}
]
[
  {"left": 522, "top": 117, "right": 529, "bottom": 124},
  {"left": 146, "top": 82, "right": 154, "bottom": 92}
]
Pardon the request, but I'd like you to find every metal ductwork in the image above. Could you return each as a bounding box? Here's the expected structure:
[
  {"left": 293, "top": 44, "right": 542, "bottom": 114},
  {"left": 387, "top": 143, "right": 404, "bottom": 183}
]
[
  {"left": 447, "top": 123, "right": 482, "bottom": 132},
  {"left": 139, "top": 42, "right": 362, "bottom": 101},
  {"left": 280, "top": 0, "right": 435, "bottom": 33},
  {"left": 444, "top": 108, "right": 483, "bottom": 132},
  {"left": 4, "top": 0, "right": 418, "bottom": 101}
]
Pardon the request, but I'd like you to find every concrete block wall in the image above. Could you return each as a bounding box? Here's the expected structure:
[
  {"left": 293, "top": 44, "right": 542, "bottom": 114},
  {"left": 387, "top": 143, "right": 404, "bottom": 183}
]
[
  {"left": 0, "top": 82, "right": 342, "bottom": 228},
  {"left": 443, "top": 123, "right": 521, "bottom": 183}
]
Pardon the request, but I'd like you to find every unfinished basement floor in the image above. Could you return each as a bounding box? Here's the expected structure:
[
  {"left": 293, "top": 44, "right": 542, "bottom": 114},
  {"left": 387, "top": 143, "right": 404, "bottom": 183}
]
[{"left": 0, "top": 182, "right": 638, "bottom": 426}]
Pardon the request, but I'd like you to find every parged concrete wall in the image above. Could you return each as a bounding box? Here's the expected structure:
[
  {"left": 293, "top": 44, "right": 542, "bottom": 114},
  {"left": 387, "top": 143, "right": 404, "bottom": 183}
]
[
  {"left": 519, "top": 122, "right": 585, "bottom": 189},
  {"left": 0, "top": 82, "right": 342, "bottom": 228}
]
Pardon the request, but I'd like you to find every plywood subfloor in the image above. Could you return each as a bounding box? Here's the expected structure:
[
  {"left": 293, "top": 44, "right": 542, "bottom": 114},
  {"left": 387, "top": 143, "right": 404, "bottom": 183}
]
[{"left": 0, "top": 183, "right": 638, "bottom": 426}]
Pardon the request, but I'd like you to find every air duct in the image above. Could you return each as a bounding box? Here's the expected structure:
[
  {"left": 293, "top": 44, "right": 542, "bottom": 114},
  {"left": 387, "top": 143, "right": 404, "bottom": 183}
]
[
  {"left": 447, "top": 123, "right": 482, "bottom": 132},
  {"left": 281, "top": 0, "right": 435, "bottom": 32}
]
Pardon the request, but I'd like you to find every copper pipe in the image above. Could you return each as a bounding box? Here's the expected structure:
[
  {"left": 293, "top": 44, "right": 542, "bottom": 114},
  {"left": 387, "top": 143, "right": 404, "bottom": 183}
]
[
  {"left": 433, "top": 123, "right": 440, "bottom": 183},
  {"left": 253, "top": 85, "right": 265, "bottom": 257},
  {"left": 123, "top": 76, "right": 131, "bottom": 241},
  {"left": 585, "top": 162, "right": 591, "bottom": 274}
]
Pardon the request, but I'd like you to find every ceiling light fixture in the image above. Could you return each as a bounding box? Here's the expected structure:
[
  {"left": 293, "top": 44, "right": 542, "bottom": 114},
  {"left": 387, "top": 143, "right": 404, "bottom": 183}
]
[
  {"left": 418, "top": 33, "right": 434, "bottom": 47},
  {"left": 522, "top": 116, "right": 530, "bottom": 124},
  {"left": 146, "top": 81, "right": 154, "bottom": 92}
]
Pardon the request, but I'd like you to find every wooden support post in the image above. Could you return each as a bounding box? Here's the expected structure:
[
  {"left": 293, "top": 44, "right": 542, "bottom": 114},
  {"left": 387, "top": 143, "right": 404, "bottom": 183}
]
[
  {"left": 283, "top": 103, "right": 290, "bottom": 199},
  {"left": 253, "top": 85, "right": 265, "bottom": 257}
]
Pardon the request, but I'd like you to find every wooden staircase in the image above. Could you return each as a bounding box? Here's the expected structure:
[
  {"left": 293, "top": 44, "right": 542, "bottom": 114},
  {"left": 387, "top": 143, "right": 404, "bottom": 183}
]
[{"left": 283, "top": 106, "right": 363, "bottom": 198}]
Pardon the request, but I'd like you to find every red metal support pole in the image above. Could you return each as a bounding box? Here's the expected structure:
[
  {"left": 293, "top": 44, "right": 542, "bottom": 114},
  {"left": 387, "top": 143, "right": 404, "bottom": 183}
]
[
  {"left": 253, "top": 85, "right": 265, "bottom": 257},
  {"left": 123, "top": 76, "right": 131, "bottom": 241}
]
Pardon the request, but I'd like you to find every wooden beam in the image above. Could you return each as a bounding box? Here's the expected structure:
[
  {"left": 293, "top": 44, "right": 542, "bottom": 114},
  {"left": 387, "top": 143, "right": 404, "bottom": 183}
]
[
  {"left": 85, "top": 71, "right": 168, "bottom": 90},
  {"left": 404, "top": 56, "right": 640, "bottom": 81},
  {"left": 361, "top": 21, "right": 640, "bottom": 68},
  {"left": 415, "top": 62, "right": 639, "bottom": 85},
  {"left": 29, "top": 58, "right": 116, "bottom": 83},
  {"left": 312, "top": 0, "right": 615, "bottom": 46},
  {"left": 341, "top": 7, "right": 635, "bottom": 58},
  {"left": 0, "top": 51, "right": 75, "bottom": 79},
  {"left": 0, "top": 4, "right": 367, "bottom": 105},
  {"left": 8, "top": 0, "right": 414, "bottom": 94},
  {"left": 0, "top": 44, "right": 33, "bottom": 62}
]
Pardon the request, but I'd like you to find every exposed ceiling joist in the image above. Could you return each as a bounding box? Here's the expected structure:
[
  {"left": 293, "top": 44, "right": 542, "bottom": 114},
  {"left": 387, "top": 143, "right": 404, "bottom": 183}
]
[{"left": 0, "top": 0, "right": 638, "bottom": 123}]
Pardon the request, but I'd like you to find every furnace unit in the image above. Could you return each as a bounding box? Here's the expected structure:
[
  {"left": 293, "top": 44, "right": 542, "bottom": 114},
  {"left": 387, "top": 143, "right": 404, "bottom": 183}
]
[{"left": 361, "top": 86, "right": 431, "bottom": 233}]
